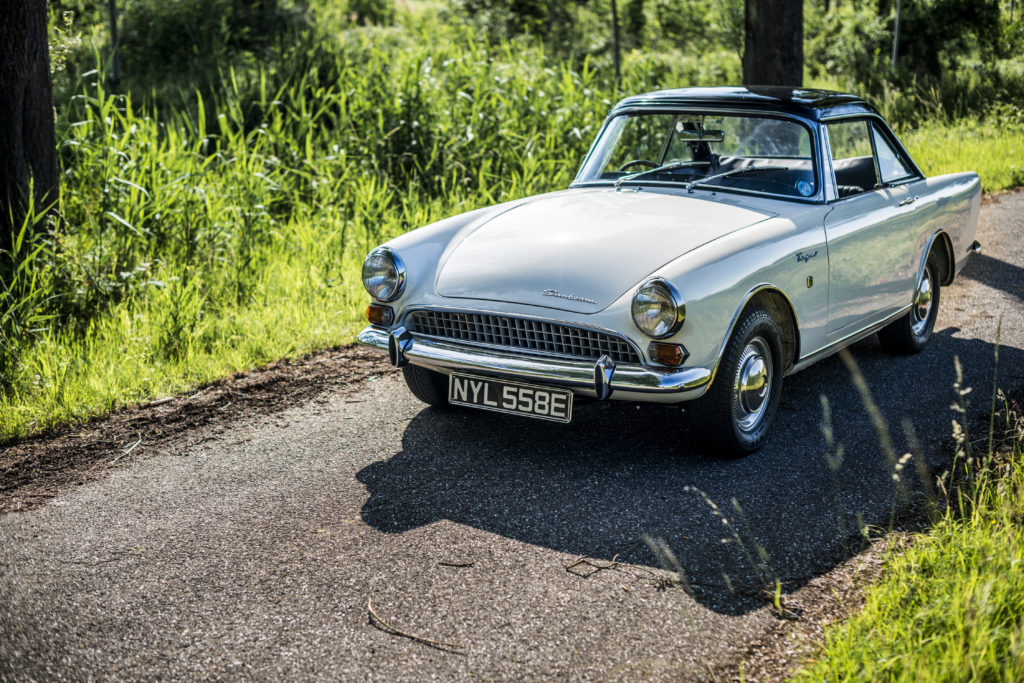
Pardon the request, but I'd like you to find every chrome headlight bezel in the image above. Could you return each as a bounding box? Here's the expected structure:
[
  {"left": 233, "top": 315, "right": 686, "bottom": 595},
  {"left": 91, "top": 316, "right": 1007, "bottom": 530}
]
[
  {"left": 361, "top": 246, "right": 407, "bottom": 302},
  {"left": 631, "top": 278, "right": 685, "bottom": 339}
]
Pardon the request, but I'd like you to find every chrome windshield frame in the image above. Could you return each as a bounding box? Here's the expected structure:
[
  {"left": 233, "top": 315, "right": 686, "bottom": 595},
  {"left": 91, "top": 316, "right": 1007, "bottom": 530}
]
[{"left": 571, "top": 106, "right": 826, "bottom": 204}]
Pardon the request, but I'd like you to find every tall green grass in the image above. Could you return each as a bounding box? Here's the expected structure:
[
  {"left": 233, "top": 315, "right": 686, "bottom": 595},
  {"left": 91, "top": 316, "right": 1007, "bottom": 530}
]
[
  {"left": 2, "top": 17, "right": 1022, "bottom": 441},
  {"left": 1, "top": 23, "right": 612, "bottom": 438},
  {"left": 792, "top": 388, "right": 1024, "bottom": 682},
  {"left": 902, "top": 117, "right": 1024, "bottom": 192}
]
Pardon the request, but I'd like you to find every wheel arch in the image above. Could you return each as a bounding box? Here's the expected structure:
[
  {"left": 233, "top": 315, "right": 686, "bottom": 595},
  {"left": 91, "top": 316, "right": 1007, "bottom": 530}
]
[
  {"left": 714, "top": 285, "right": 801, "bottom": 379},
  {"left": 921, "top": 229, "right": 955, "bottom": 286}
]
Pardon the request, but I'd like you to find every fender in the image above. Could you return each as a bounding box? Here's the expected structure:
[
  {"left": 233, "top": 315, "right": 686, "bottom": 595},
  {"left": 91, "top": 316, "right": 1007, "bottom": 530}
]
[{"left": 705, "top": 283, "right": 800, "bottom": 392}]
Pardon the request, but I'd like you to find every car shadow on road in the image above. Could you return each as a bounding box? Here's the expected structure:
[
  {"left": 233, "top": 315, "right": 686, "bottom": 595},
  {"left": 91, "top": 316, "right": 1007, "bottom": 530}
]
[
  {"left": 356, "top": 331, "right": 1023, "bottom": 616},
  {"left": 960, "top": 253, "right": 1024, "bottom": 303}
]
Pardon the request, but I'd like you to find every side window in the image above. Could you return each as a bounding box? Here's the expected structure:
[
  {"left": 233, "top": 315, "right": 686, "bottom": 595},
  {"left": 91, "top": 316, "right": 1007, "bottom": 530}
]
[
  {"left": 826, "top": 120, "right": 879, "bottom": 198},
  {"left": 870, "top": 124, "right": 913, "bottom": 184}
]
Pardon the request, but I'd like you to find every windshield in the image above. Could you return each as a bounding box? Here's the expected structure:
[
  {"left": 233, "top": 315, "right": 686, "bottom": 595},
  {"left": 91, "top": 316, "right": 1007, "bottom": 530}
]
[{"left": 576, "top": 112, "right": 818, "bottom": 199}]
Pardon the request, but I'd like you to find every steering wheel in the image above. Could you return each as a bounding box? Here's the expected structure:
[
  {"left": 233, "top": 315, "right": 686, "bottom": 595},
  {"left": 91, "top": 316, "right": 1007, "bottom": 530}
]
[{"left": 618, "top": 159, "right": 659, "bottom": 172}]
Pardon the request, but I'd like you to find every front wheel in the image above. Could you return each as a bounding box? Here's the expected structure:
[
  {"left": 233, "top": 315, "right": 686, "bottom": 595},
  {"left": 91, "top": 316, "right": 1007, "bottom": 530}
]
[
  {"left": 878, "top": 256, "right": 941, "bottom": 354},
  {"left": 688, "top": 307, "right": 785, "bottom": 457}
]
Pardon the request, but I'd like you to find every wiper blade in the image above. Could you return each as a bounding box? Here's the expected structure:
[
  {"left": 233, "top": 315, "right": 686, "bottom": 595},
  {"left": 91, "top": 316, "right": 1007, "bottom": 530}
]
[
  {"left": 614, "top": 160, "right": 710, "bottom": 189},
  {"left": 684, "top": 165, "right": 790, "bottom": 192}
]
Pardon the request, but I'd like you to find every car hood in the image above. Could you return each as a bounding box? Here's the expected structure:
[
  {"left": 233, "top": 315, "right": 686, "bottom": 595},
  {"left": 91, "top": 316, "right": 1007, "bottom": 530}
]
[{"left": 434, "top": 189, "right": 774, "bottom": 313}]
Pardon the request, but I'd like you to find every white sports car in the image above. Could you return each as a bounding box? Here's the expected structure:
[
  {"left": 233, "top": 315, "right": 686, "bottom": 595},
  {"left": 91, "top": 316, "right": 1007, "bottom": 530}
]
[{"left": 357, "top": 86, "right": 981, "bottom": 456}]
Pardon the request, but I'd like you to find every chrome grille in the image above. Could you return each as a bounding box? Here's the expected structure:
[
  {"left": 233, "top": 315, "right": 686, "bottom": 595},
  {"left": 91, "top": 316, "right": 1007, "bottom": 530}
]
[{"left": 405, "top": 310, "right": 641, "bottom": 364}]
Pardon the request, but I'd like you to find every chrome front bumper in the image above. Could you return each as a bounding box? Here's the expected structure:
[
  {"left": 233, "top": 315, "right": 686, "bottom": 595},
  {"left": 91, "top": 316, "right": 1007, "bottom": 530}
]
[{"left": 357, "top": 326, "right": 711, "bottom": 399}]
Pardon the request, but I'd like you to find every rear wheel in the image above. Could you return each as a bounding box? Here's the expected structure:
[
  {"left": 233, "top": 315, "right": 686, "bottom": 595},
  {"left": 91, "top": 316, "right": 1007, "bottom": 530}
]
[
  {"left": 402, "top": 365, "right": 450, "bottom": 407},
  {"left": 878, "top": 255, "right": 941, "bottom": 354},
  {"left": 689, "top": 307, "right": 784, "bottom": 457}
]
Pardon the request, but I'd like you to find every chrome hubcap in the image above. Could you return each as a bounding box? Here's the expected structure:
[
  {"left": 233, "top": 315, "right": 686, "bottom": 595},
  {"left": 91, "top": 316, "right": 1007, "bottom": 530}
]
[
  {"left": 733, "top": 338, "right": 773, "bottom": 433},
  {"left": 911, "top": 269, "right": 933, "bottom": 336}
]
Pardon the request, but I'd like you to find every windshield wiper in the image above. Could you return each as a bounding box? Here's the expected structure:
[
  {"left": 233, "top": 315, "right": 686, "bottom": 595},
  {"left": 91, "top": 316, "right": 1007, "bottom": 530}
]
[
  {"left": 683, "top": 165, "right": 790, "bottom": 192},
  {"left": 614, "top": 160, "right": 710, "bottom": 190}
]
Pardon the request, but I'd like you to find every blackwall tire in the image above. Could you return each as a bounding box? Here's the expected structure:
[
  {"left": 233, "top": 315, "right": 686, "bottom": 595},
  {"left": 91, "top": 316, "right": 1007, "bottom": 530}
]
[
  {"left": 402, "top": 365, "right": 450, "bottom": 407},
  {"left": 878, "top": 256, "right": 941, "bottom": 355},
  {"left": 689, "top": 306, "right": 785, "bottom": 458}
]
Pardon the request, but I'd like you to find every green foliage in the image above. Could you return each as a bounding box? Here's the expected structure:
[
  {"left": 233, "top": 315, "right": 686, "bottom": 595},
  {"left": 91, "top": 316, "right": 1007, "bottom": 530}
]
[
  {"left": 896, "top": 0, "right": 1002, "bottom": 77},
  {"left": 1, "top": 18, "right": 614, "bottom": 437},
  {"left": 792, "top": 392, "right": 1024, "bottom": 682},
  {"left": 456, "top": 0, "right": 588, "bottom": 42},
  {"left": 647, "top": 0, "right": 742, "bottom": 54},
  {"left": 0, "top": 211, "right": 58, "bottom": 390},
  {"left": 806, "top": 4, "right": 892, "bottom": 94},
  {"left": 1001, "top": 9, "right": 1024, "bottom": 57},
  {"left": 116, "top": 0, "right": 308, "bottom": 97},
  {"left": 621, "top": 0, "right": 646, "bottom": 49},
  {"left": 7, "top": 3, "right": 1023, "bottom": 440},
  {"left": 603, "top": 0, "right": 744, "bottom": 56},
  {"left": 50, "top": 0, "right": 106, "bottom": 30},
  {"left": 807, "top": 0, "right": 1023, "bottom": 123},
  {"left": 347, "top": 0, "right": 396, "bottom": 26},
  {"left": 900, "top": 114, "right": 1024, "bottom": 193},
  {"left": 48, "top": 9, "right": 79, "bottom": 75}
]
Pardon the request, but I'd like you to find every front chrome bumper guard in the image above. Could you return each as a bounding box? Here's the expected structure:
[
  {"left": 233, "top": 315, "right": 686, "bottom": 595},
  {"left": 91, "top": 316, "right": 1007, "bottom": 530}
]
[{"left": 357, "top": 326, "right": 711, "bottom": 397}]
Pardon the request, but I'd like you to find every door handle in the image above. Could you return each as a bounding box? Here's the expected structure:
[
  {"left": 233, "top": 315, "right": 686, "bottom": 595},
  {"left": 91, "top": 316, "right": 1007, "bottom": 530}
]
[{"left": 898, "top": 195, "right": 918, "bottom": 207}]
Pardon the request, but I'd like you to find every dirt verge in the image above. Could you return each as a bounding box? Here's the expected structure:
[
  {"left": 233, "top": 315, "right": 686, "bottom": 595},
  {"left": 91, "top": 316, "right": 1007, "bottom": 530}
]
[{"left": 0, "top": 345, "right": 393, "bottom": 514}]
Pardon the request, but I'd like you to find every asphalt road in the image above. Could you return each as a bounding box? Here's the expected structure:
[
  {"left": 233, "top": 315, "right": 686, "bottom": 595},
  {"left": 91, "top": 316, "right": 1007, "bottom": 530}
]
[{"left": 2, "top": 192, "right": 1023, "bottom": 681}]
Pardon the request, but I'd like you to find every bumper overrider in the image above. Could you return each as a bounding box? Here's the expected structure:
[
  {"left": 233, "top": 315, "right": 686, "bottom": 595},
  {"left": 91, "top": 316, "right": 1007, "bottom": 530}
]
[{"left": 357, "top": 326, "right": 711, "bottom": 400}]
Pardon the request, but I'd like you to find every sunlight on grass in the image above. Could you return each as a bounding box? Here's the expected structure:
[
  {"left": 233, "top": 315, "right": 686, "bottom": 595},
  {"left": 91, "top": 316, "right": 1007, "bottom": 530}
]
[
  {"left": 792, "top": 395, "right": 1024, "bottom": 682},
  {"left": 903, "top": 121, "right": 1024, "bottom": 192},
  {"left": 2, "top": 17, "right": 1022, "bottom": 441}
]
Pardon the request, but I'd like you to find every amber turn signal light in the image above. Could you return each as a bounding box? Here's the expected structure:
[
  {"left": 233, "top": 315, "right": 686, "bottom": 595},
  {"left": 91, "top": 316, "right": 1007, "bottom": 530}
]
[
  {"left": 366, "top": 304, "right": 394, "bottom": 327},
  {"left": 648, "top": 341, "right": 688, "bottom": 366}
]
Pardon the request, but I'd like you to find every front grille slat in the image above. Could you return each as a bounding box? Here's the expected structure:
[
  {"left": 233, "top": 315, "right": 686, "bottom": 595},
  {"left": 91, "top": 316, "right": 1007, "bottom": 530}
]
[{"left": 406, "top": 310, "right": 641, "bottom": 365}]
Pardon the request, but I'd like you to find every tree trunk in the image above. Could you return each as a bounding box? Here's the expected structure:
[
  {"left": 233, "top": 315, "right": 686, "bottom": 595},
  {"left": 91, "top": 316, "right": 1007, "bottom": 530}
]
[
  {"left": 0, "top": 0, "right": 58, "bottom": 255},
  {"left": 610, "top": 0, "right": 621, "bottom": 89},
  {"left": 107, "top": 0, "right": 121, "bottom": 87},
  {"left": 742, "top": 0, "right": 804, "bottom": 86}
]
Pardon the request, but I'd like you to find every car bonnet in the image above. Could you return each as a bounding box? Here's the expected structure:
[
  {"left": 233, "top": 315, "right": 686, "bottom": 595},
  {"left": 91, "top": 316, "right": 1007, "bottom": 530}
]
[{"left": 433, "top": 188, "right": 775, "bottom": 313}]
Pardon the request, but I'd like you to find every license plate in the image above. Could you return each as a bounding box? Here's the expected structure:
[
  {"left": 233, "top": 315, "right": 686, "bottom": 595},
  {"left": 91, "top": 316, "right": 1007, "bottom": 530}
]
[{"left": 448, "top": 372, "right": 573, "bottom": 423}]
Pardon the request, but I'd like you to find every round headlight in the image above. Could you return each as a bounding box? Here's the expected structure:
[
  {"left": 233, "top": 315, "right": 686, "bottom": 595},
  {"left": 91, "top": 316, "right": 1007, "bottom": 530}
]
[
  {"left": 631, "top": 278, "right": 685, "bottom": 339},
  {"left": 361, "top": 247, "right": 406, "bottom": 302}
]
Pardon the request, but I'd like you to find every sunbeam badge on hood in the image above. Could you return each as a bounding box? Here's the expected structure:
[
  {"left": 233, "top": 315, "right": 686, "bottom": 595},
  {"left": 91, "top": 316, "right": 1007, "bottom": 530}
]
[{"left": 543, "top": 289, "right": 597, "bottom": 305}]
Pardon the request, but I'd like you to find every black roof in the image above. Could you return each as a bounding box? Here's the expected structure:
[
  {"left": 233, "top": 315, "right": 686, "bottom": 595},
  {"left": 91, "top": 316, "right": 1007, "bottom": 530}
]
[{"left": 612, "top": 86, "right": 878, "bottom": 121}]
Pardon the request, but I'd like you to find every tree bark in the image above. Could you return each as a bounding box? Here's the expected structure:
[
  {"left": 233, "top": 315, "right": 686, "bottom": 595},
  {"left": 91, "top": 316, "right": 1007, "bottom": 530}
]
[
  {"left": 742, "top": 0, "right": 804, "bottom": 86},
  {"left": 610, "top": 0, "right": 621, "bottom": 89},
  {"left": 0, "top": 0, "right": 58, "bottom": 255},
  {"left": 107, "top": 0, "right": 121, "bottom": 87}
]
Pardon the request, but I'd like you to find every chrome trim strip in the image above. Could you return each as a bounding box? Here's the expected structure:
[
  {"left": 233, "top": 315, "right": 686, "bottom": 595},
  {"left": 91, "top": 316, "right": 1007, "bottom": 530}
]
[
  {"left": 790, "top": 304, "right": 913, "bottom": 374},
  {"left": 819, "top": 112, "right": 925, "bottom": 180},
  {"left": 820, "top": 123, "right": 839, "bottom": 202},
  {"left": 573, "top": 181, "right": 824, "bottom": 205},
  {"left": 357, "top": 326, "right": 711, "bottom": 395}
]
